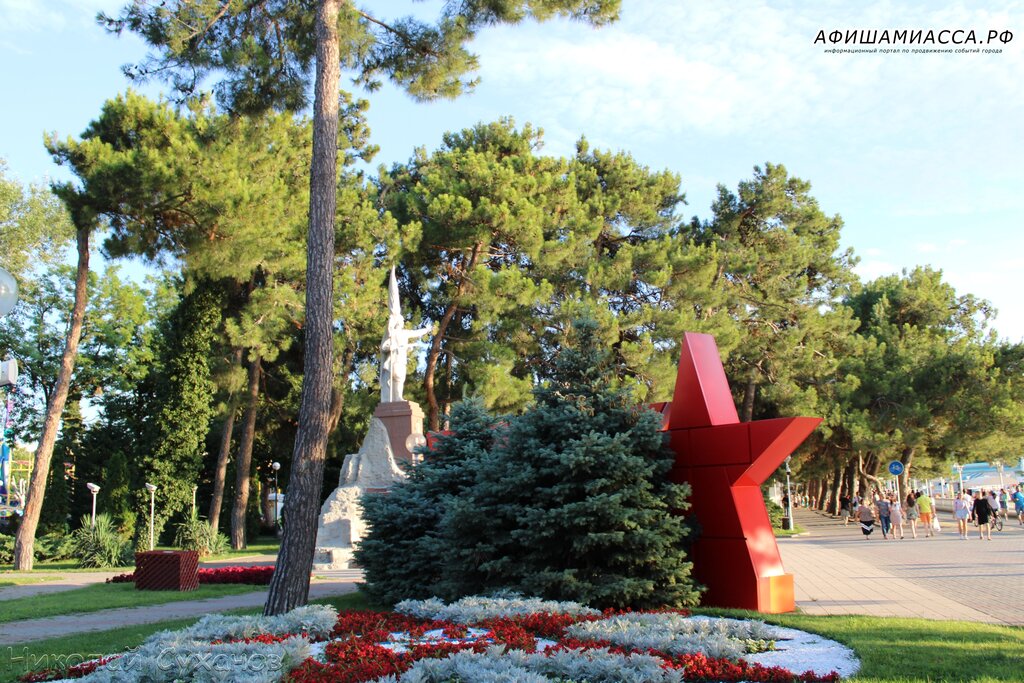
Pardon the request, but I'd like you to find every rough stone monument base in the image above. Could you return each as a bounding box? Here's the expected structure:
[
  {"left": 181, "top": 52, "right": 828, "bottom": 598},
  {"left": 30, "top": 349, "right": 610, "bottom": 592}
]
[{"left": 312, "top": 417, "right": 406, "bottom": 571}]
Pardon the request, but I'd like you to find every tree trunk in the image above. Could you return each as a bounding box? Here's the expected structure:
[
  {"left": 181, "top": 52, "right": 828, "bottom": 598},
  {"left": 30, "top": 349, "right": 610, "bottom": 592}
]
[
  {"left": 14, "top": 227, "right": 90, "bottom": 570},
  {"left": 209, "top": 347, "right": 243, "bottom": 531},
  {"left": 740, "top": 368, "right": 757, "bottom": 422},
  {"left": 230, "top": 354, "right": 262, "bottom": 550},
  {"left": 828, "top": 462, "right": 843, "bottom": 514},
  {"left": 264, "top": 0, "right": 340, "bottom": 616},
  {"left": 259, "top": 479, "right": 273, "bottom": 531},
  {"left": 898, "top": 447, "right": 914, "bottom": 502},
  {"left": 423, "top": 243, "right": 481, "bottom": 430},
  {"left": 859, "top": 453, "right": 884, "bottom": 497}
]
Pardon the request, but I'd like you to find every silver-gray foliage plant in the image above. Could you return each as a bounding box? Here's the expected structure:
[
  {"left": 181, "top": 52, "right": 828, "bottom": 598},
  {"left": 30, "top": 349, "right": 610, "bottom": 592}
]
[
  {"left": 394, "top": 593, "right": 600, "bottom": 624},
  {"left": 71, "top": 605, "right": 336, "bottom": 682}
]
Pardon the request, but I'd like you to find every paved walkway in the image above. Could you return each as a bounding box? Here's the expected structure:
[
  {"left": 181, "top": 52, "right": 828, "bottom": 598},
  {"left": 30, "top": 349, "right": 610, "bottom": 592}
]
[
  {"left": 0, "top": 575, "right": 361, "bottom": 645},
  {"left": 0, "top": 554, "right": 279, "bottom": 602},
  {"left": 778, "top": 507, "right": 1024, "bottom": 625}
]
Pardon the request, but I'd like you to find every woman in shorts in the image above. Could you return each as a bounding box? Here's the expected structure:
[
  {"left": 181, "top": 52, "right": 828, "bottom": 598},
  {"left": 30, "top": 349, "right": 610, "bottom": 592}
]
[
  {"left": 904, "top": 492, "right": 920, "bottom": 539},
  {"left": 953, "top": 491, "right": 972, "bottom": 539},
  {"left": 889, "top": 493, "right": 904, "bottom": 539}
]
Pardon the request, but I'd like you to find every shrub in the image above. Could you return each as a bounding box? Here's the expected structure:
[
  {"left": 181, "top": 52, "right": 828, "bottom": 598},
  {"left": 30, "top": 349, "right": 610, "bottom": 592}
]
[
  {"left": 173, "top": 511, "right": 228, "bottom": 557},
  {"left": 357, "top": 397, "right": 503, "bottom": 605},
  {"left": 0, "top": 533, "right": 12, "bottom": 564},
  {"left": 69, "top": 513, "right": 132, "bottom": 568},
  {"left": 1, "top": 531, "right": 74, "bottom": 564},
  {"left": 441, "top": 320, "right": 702, "bottom": 609}
]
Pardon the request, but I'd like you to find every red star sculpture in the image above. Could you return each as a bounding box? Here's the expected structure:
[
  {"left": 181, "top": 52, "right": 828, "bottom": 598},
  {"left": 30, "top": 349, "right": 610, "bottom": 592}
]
[{"left": 652, "top": 333, "right": 821, "bottom": 613}]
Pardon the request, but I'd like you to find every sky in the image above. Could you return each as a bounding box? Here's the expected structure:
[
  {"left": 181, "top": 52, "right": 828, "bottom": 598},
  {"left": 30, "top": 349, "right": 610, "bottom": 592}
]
[{"left": 2, "top": 0, "right": 1022, "bottom": 340}]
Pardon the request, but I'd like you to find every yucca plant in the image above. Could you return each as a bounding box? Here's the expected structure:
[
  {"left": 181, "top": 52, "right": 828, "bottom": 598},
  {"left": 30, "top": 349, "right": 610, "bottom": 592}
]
[
  {"left": 174, "top": 511, "right": 228, "bottom": 557},
  {"left": 70, "top": 513, "right": 132, "bottom": 568}
]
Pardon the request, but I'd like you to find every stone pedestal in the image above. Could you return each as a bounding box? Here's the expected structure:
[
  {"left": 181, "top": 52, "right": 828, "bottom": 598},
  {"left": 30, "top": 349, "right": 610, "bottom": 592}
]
[
  {"left": 313, "top": 417, "right": 406, "bottom": 570},
  {"left": 373, "top": 400, "right": 425, "bottom": 465}
]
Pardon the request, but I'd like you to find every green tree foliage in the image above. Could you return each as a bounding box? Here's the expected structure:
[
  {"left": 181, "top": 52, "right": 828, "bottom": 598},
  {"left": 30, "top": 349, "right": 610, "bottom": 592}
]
[
  {"left": 384, "top": 121, "right": 729, "bottom": 429},
  {"left": 839, "top": 267, "right": 1005, "bottom": 491},
  {"left": 687, "top": 163, "right": 857, "bottom": 422},
  {"left": 102, "top": 0, "right": 623, "bottom": 614},
  {"left": 442, "top": 320, "right": 701, "bottom": 609},
  {"left": 133, "top": 280, "right": 222, "bottom": 544},
  {"left": 0, "top": 160, "right": 73, "bottom": 278},
  {"left": 356, "top": 398, "right": 503, "bottom": 605}
]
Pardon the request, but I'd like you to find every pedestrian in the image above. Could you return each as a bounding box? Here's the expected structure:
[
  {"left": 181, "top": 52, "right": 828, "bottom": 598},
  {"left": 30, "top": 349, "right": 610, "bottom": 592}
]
[
  {"left": 1013, "top": 486, "right": 1024, "bottom": 526},
  {"left": 998, "top": 488, "right": 1010, "bottom": 521},
  {"left": 905, "top": 492, "right": 920, "bottom": 539},
  {"left": 856, "top": 498, "right": 876, "bottom": 539},
  {"left": 876, "top": 492, "right": 892, "bottom": 539},
  {"left": 989, "top": 490, "right": 1002, "bottom": 524},
  {"left": 973, "top": 491, "right": 994, "bottom": 540},
  {"left": 840, "top": 494, "right": 852, "bottom": 525},
  {"left": 889, "top": 493, "right": 904, "bottom": 539},
  {"left": 916, "top": 489, "right": 935, "bottom": 537},
  {"left": 953, "top": 491, "right": 972, "bottom": 539}
]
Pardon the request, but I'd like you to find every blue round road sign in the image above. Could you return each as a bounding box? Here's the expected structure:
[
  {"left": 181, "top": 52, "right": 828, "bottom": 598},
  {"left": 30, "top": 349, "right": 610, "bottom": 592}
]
[{"left": 888, "top": 460, "right": 905, "bottom": 476}]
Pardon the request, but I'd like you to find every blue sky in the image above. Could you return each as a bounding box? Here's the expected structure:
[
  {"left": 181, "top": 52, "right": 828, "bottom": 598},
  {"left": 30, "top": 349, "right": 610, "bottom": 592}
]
[{"left": 2, "top": 0, "right": 1022, "bottom": 340}]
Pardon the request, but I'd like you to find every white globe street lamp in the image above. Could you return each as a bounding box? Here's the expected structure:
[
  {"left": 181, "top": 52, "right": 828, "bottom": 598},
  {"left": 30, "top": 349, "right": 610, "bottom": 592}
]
[
  {"left": 271, "top": 461, "right": 281, "bottom": 530},
  {"left": 144, "top": 483, "right": 157, "bottom": 550},
  {"left": 0, "top": 267, "right": 17, "bottom": 318},
  {"left": 405, "top": 433, "right": 427, "bottom": 464},
  {"left": 86, "top": 482, "right": 100, "bottom": 528}
]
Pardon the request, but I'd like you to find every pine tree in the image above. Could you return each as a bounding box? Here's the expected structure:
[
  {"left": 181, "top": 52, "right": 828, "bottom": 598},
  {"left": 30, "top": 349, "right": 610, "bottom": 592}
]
[
  {"left": 443, "top": 319, "right": 701, "bottom": 609},
  {"left": 356, "top": 398, "right": 503, "bottom": 605}
]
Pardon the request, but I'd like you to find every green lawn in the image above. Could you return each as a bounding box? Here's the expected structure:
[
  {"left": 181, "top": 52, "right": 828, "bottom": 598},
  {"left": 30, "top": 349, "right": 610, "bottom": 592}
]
[
  {"left": 697, "top": 608, "right": 1024, "bottom": 682},
  {"left": 0, "top": 582, "right": 262, "bottom": 625}
]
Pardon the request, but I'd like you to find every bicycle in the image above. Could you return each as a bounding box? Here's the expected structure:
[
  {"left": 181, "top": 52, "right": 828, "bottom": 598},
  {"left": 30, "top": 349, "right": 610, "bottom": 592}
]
[{"left": 973, "top": 512, "right": 1003, "bottom": 532}]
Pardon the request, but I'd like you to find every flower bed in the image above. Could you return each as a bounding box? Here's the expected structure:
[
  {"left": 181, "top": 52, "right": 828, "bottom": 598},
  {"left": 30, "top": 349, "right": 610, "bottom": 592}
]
[
  {"left": 24, "top": 596, "right": 859, "bottom": 682},
  {"left": 107, "top": 565, "right": 276, "bottom": 585}
]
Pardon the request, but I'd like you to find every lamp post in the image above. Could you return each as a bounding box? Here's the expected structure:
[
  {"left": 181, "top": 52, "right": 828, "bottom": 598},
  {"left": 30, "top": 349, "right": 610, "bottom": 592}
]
[
  {"left": 271, "top": 461, "right": 280, "bottom": 530},
  {"left": 86, "top": 482, "right": 100, "bottom": 528},
  {"left": 144, "top": 483, "right": 157, "bottom": 550},
  {"left": 953, "top": 462, "right": 964, "bottom": 494},
  {"left": 405, "top": 433, "right": 427, "bottom": 465},
  {"left": 784, "top": 456, "right": 794, "bottom": 530},
  {"left": 993, "top": 460, "right": 1005, "bottom": 490}
]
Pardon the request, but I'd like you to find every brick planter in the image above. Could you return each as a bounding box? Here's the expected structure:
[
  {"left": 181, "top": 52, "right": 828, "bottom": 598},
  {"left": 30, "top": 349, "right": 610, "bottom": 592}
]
[{"left": 135, "top": 550, "right": 199, "bottom": 591}]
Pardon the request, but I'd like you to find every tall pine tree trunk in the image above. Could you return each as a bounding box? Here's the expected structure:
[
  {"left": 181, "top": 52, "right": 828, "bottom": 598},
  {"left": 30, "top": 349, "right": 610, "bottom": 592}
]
[
  {"left": 740, "top": 368, "right": 757, "bottom": 422},
  {"left": 209, "top": 347, "right": 243, "bottom": 530},
  {"left": 424, "top": 243, "right": 480, "bottom": 430},
  {"left": 230, "top": 354, "right": 262, "bottom": 550},
  {"left": 828, "top": 462, "right": 843, "bottom": 514},
  {"left": 14, "top": 227, "right": 89, "bottom": 570},
  {"left": 265, "top": 0, "right": 340, "bottom": 615}
]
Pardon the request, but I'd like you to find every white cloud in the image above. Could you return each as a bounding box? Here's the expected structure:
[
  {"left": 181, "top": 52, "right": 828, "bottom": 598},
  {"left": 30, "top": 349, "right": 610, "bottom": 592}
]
[{"left": 916, "top": 242, "right": 939, "bottom": 253}]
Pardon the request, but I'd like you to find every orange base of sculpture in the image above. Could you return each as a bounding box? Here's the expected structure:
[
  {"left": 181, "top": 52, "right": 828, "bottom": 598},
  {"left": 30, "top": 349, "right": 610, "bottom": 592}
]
[{"left": 657, "top": 333, "right": 820, "bottom": 614}]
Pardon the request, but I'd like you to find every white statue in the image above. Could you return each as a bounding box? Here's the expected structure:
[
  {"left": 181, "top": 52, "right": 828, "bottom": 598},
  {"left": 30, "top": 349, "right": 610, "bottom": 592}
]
[{"left": 380, "top": 267, "right": 431, "bottom": 403}]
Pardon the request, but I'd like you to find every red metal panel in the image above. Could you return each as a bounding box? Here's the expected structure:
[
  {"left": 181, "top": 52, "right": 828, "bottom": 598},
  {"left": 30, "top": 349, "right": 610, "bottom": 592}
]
[
  {"left": 747, "top": 417, "right": 822, "bottom": 484},
  {"left": 668, "top": 333, "right": 739, "bottom": 429},
  {"left": 686, "top": 423, "right": 751, "bottom": 467}
]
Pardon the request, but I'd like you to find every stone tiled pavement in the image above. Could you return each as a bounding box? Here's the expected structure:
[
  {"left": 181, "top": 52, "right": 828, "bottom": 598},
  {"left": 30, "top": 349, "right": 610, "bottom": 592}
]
[
  {"left": 779, "top": 506, "right": 1024, "bottom": 625},
  {"left": 0, "top": 575, "right": 360, "bottom": 645}
]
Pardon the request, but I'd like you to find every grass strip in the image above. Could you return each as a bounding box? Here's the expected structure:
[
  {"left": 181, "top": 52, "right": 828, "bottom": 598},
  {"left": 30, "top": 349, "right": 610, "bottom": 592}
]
[
  {"left": 0, "top": 583, "right": 262, "bottom": 625},
  {"left": 697, "top": 607, "right": 1024, "bottom": 682}
]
